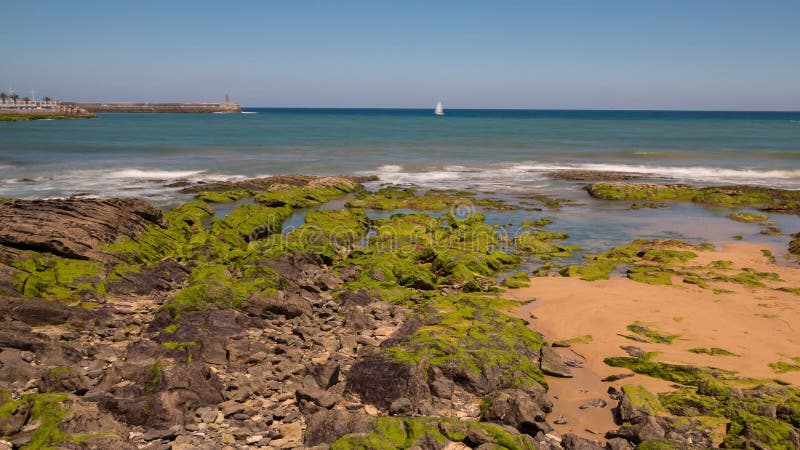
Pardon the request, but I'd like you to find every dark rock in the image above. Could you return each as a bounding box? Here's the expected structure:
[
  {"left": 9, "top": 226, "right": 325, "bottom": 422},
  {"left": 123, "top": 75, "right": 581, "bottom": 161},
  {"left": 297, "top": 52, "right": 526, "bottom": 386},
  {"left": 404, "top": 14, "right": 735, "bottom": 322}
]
[
  {"left": 379, "top": 316, "right": 423, "bottom": 350},
  {"left": 601, "top": 373, "right": 634, "bottom": 382},
  {"left": 620, "top": 346, "right": 645, "bottom": 358},
  {"left": 308, "top": 361, "right": 340, "bottom": 389},
  {"left": 0, "top": 198, "right": 165, "bottom": 261},
  {"left": 346, "top": 353, "right": 430, "bottom": 411},
  {"left": 482, "top": 388, "right": 552, "bottom": 436},
  {"left": 343, "top": 307, "right": 374, "bottom": 331},
  {"left": 295, "top": 386, "right": 339, "bottom": 409},
  {"left": 389, "top": 397, "right": 414, "bottom": 416},
  {"left": 540, "top": 346, "right": 572, "bottom": 378},
  {"left": 38, "top": 366, "right": 89, "bottom": 394},
  {"left": 579, "top": 398, "right": 608, "bottom": 409},
  {"left": 607, "top": 416, "right": 665, "bottom": 444},
  {"left": 107, "top": 258, "right": 189, "bottom": 295},
  {"left": 241, "top": 292, "right": 312, "bottom": 319},
  {"left": 561, "top": 434, "right": 605, "bottom": 450},
  {"left": 5, "top": 297, "right": 85, "bottom": 326},
  {"left": 338, "top": 266, "right": 362, "bottom": 283},
  {"left": 304, "top": 410, "right": 376, "bottom": 446},
  {"left": 605, "top": 437, "right": 634, "bottom": 450},
  {"left": 98, "top": 362, "right": 223, "bottom": 428}
]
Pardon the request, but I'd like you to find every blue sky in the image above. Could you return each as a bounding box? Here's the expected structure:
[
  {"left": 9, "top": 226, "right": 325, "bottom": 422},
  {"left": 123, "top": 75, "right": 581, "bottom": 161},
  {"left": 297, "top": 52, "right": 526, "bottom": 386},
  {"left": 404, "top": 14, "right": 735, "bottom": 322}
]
[{"left": 1, "top": 0, "right": 798, "bottom": 109}]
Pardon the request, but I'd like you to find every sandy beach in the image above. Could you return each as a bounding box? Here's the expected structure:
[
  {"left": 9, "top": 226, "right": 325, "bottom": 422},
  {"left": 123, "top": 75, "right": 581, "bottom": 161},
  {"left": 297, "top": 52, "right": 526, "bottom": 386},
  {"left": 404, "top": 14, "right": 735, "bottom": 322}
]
[{"left": 508, "top": 241, "right": 800, "bottom": 441}]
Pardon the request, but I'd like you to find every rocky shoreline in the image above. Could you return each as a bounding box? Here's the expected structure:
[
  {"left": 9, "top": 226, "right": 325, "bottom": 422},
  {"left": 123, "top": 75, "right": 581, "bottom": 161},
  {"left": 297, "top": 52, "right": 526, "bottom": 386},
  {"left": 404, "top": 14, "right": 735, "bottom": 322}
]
[{"left": 0, "top": 176, "right": 798, "bottom": 449}]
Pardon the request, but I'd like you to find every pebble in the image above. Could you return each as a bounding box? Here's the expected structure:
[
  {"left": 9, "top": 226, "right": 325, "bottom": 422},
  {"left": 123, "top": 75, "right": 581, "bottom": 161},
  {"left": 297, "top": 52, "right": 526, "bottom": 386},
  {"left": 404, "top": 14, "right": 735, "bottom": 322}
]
[{"left": 246, "top": 435, "right": 264, "bottom": 444}]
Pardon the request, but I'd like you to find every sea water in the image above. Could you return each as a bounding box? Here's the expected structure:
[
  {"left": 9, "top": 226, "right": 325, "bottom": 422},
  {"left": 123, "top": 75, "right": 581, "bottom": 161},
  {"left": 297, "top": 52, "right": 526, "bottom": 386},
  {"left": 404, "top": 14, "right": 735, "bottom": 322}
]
[{"left": 1, "top": 108, "right": 798, "bottom": 253}]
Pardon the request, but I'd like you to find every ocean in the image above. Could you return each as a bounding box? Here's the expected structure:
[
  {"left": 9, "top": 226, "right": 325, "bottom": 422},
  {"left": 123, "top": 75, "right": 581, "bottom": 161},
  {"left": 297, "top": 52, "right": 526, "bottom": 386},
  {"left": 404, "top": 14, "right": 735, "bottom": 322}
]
[
  {"left": 1, "top": 108, "right": 798, "bottom": 253},
  {"left": 1, "top": 108, "right": 798, "bottom": 202}
]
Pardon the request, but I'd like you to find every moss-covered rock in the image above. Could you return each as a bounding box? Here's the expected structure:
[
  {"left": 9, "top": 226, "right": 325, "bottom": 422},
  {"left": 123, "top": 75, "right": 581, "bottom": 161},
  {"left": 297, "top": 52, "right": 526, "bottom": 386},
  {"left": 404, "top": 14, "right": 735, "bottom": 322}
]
[
  {"left": 384, "top": 294, "right": 547, "bottom": 393},
  {"left": 330, "top": 416, "right": 537, "bottom": 450},
  {"left": 164, "top": 263, "right": 283, "bottom": 317},
  {"left": 255, "top": 181, "right": 357, "bottom": 208},
  {"left": 0, "top": 393, "right": 72, "bottom": 449},
  {"left": 625, "top": 322, "right": 680, "bottom": 344},
  {"left": 12, "top": 252, "right": 105, "bottom": 299},
  {"left": 587, "top": 182, "right": 800, "bottom": 212},
  {"left": 196, "top": 189, "right": 253, "bottom": 203},
  {"left": 561, "top": 239, "right": 706, "bottom": 282},
  {"left": 211, "top": 203, "right": 292, "bottom": 244},
  {"left": 606, "top": 353, "right": 800, "bottom": 449},
  {"left": 501, "top": 272, "right": 530, "bottom": 289},
  {"left": 346, "top": 186, "right": 517, "bottom": 212},
  {"left": 258, "top": 208, "right": 371, "bottom": 263},
  {"left": 515, "top": 230, "right": 577, "bottom": 258},
  {"left": 687, "top": 347, "right": 738, "bottom": 357},
  {"left": 728, "top": 211, "right": 769, "bottom": 223}
]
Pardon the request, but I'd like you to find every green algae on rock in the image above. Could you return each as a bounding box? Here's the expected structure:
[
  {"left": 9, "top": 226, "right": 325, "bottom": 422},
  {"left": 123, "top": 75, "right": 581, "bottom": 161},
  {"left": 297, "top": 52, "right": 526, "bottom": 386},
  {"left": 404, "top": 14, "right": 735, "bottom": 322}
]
[
  {"left": 255, "top": 181, "right": 359, "bottom": 208},
  {"left": 11, "top": 252, "right": 105, "bottom": 300},
  {"left": 728, "top": 211, "right": 769, "bottom": 223},
  {"left": 625, "top": 321, "right": 680, "bottom": 344},
  {"left": 195, "top": 189, "right": 254, "bottom": 203},
  {"left": 514, "top": 229, "right": 577, "bottom": 258},
  {"left": 164, "top": 263, "right": 283, "bottom": 317},
  {"left": 346, "top": 186, "right": 518, "bottom": 212},
  {"left": 587, "top": 182, "right": 800, "bottom": 213},
  {"left": 688, "top": 347, "right": 738, "bottom": 357},
  {"left": 501, "top": 271, "right": 530, "bottom": 289},
  {"left": 561, "top": 239, "right": 706, "bottom": 282},
  {"left": 330, "top": 416, "right": 537, "bottom": 450},
  {"left": 0, "top": 392, "right": 73, "bottom": 449},
  {"left": 605, "top": 353, "right": 800, "bottom": 449},
  {"left": 383, "top": 294, "right": 547, "bottom": 393}
]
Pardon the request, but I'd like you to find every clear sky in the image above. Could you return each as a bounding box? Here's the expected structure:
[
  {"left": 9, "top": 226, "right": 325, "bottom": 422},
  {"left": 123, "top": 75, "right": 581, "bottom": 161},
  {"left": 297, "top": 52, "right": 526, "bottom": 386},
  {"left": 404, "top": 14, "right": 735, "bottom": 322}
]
[{"left": 1, "top": 0, "right": 798, "bottom": 110}]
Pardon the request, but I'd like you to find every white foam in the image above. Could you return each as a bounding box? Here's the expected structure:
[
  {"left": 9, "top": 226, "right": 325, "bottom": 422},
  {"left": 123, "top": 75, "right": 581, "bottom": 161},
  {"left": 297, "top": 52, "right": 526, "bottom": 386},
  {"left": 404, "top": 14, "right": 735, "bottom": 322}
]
[
  {"left": 364, "top": 161, "right": 800, "bottom": 191},
  {"left": 376, "top": 164, "right": 403, "bottom": 173},
  {"left": 107, "top": 169, "right": 205, "bottom": 179}
]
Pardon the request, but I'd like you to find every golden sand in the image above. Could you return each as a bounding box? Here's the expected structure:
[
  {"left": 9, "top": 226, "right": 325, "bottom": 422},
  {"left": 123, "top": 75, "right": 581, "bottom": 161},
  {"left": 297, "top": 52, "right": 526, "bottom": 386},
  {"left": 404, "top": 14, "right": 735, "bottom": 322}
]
[{"left": 507, "top": 242, "right": 800, "bottom": 440}]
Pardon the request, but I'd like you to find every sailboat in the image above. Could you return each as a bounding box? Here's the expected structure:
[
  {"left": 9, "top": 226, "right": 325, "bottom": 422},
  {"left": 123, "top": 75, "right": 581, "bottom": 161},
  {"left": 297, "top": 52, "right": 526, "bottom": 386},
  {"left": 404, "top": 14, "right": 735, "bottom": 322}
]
[{"left": 434, "top": 101, "right": 444, "bottom": 116}]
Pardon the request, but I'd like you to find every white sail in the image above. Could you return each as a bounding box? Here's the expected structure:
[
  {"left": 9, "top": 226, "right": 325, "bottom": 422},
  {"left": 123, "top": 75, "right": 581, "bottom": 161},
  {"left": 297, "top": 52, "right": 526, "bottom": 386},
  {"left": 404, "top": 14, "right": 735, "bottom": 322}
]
[{"left": 434, "top": 101, "right": 444, "bottom": 115}]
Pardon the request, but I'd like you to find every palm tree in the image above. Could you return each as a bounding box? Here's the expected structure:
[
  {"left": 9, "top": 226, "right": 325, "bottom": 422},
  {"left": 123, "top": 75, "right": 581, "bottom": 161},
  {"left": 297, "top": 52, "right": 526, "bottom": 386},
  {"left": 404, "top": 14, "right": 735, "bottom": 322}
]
[
  {"left": 22, "top": 96, "right": 30, "bottom": 104},
  {"left": 44, "top": 96, "right": 52, "bottom": 103},
  {"left": 0, "top": 93, "right": 7, "bottom": 104}
]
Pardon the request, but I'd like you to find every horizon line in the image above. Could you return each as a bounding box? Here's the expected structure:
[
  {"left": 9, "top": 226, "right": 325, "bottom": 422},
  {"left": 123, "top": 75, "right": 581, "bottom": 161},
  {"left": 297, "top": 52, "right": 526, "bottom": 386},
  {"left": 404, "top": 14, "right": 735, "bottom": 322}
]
[{"left": 236, "top": 106, "right": 800, "bottom": 113}]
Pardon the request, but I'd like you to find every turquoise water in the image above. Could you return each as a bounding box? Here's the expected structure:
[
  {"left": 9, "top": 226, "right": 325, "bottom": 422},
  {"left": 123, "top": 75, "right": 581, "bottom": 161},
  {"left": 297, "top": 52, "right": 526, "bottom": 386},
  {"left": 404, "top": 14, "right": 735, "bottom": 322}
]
[
  {"left": 1, "top": 108, "right": 798, "bottom": 256},
  {"left": 0, "top": 109, "right": 798, "bottom": 201}
]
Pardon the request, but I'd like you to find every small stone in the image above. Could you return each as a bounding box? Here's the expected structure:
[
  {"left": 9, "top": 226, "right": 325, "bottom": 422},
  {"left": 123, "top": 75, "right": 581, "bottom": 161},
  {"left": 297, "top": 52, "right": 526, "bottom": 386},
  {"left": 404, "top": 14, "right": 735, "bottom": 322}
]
[
  {"left": 247, "top": 435, "right": 264, "bottom": 444},
  {"left": 578, "top": 398, "right": 608, "bottom": 409},
  {"left": 275, "top": 421, "right": 303, "bottom": 443},
  {"left": 621, "top": 346, "right": 645, "bottom": 357},
  {"left": 364, "top": 404, "right": 379, "bottom": 416},
  {"left": 220, "top": 400, "right": 246, "bottom": 417},
  {"left": 196, "top": 406, "right": 218, "bottom": 423},
  {"left": 601, "top": 373, "right": 634, "bottom": 382},
  {"left": 373, "top": 326, "right": 394, "bottom": 338},
  {"left": 540, "top": 346, "right": 573, "bottom": 378}
]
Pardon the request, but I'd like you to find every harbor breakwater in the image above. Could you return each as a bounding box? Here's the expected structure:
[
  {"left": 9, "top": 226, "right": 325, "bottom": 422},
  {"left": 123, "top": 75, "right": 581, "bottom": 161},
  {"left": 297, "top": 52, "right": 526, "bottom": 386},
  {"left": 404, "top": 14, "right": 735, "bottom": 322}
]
[{"left": 67, "top": 102, "right": 241, "bottom": 113}]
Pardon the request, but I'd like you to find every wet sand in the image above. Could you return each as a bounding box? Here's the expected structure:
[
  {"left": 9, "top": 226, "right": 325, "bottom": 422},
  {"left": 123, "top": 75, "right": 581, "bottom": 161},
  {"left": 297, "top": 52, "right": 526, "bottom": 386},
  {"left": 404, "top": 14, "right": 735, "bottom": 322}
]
[{"left": 507, "top": 242, "right": 800, "bottom": 441}]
